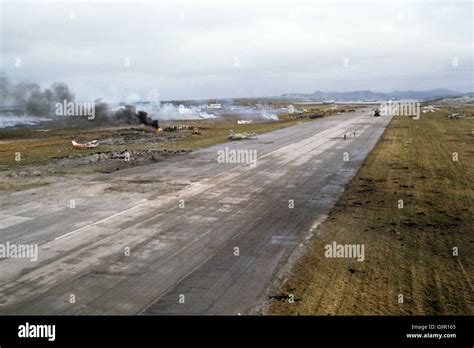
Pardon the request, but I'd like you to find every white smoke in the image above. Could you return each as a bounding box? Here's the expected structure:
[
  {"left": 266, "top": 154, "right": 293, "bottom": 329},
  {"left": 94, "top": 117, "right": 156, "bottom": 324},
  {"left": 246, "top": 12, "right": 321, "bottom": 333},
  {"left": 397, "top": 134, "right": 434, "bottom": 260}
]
[
  {"left": 134, "top": 102, "right": 217, "bottom": 120},
  {"left": 261, "top": 110, "right": 279, "bottom": 121},
  {"left": 220, "top": 106, "right": 279, "bottom": 121},
  {"left": 0, "top": 115, "right": 51, "bottom": 128}
]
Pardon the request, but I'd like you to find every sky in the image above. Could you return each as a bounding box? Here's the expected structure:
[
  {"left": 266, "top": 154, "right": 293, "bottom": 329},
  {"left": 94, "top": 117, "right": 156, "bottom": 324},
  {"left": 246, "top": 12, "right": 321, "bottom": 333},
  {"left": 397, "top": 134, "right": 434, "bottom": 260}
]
[{"left": 0, "top": 0, "right": 472, "bottom": 102}]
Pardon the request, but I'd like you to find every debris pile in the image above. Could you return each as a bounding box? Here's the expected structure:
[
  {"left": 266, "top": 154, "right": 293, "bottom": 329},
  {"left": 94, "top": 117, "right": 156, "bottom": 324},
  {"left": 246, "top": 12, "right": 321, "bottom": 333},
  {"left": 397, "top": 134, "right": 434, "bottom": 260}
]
[
  {"left": 55, "top": 148, "right": 191, "bottom": 167},
  {"left": 161, "top": 125, "right": 196, "bottom": 132},
  {"left": 228, "top": 130, "right": 256, "bottom": 140}
]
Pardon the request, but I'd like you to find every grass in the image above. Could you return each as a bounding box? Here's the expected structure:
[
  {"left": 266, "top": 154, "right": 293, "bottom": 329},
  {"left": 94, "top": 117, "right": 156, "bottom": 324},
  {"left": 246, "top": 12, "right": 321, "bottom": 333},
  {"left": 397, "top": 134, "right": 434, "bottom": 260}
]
[
  {"left": 162, "top": 117, "right": 311, "bottom": 151},
  {"left": 269, "top": 107, "right": 474, "bottom": 315},
  {"left": 0, "top": 127, "right": 123, "bottom": 169},
  {"left": 0, "top": 117, "right": 313, "bottom": 169},
  {"left": 0, "top": 112, "right": 331, "bottom": 191},
  {"left": 0, "top": 103, "right": 356, "bottom": 173},
  {"left": 1, "top": 102, "right": 353, "bottom": 171}
]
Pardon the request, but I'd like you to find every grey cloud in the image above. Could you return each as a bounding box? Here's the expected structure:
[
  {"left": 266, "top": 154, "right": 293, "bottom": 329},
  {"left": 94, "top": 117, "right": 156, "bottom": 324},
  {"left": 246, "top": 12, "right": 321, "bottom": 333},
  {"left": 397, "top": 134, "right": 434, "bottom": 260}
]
[{"left": 1, "top": 0, "right": 472, "bottom": 101}]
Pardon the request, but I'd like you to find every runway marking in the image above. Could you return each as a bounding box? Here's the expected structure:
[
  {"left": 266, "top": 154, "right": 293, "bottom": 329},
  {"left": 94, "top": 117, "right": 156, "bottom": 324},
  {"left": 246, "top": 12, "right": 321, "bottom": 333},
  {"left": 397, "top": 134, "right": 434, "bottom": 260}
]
[
  {"left": 54, "top": 201, "right": 150, "bottom": 241},
  {"left": 54, "top": 113, "right": 372, "bottom": 242},
  {"left": 258, "top": 142, "right": 295, "bottom": 159},
  {"left": 0, "top": 215, "right": 33, "bottom": 230}
]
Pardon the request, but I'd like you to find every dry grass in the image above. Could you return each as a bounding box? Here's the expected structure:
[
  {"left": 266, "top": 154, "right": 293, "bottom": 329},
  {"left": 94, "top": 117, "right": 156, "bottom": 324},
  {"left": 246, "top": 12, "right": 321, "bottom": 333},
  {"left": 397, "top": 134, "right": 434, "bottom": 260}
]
[
  {"left": 0, "top": 117, "right": 312, "bottom": 169},
  {"left": 0, "top": 127, "right": 123, "bottom": 168},
  {"left": 0, "top": 116, "right": 318, "bottom": 190},
  {"left": 270, "top": 108, "right": 474, "bottom": 315},
  {"left": 0, "top": 102, "right": 353, "bottom": 173}
]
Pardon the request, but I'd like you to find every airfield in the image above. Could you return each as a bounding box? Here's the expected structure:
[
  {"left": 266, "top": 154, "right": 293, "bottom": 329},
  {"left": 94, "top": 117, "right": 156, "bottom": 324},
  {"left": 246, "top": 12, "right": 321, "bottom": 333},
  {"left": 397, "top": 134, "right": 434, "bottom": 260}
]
[{"left": 0, "top": 107, "right": 391, "bottom": 314}]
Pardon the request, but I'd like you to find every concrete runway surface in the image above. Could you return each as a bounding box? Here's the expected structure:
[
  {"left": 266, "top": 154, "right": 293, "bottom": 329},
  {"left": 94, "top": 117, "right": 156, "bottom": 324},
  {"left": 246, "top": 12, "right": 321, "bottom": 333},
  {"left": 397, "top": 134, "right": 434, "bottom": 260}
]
[{"left": 0, "top": 109, "right": 391, "bottom": 314}]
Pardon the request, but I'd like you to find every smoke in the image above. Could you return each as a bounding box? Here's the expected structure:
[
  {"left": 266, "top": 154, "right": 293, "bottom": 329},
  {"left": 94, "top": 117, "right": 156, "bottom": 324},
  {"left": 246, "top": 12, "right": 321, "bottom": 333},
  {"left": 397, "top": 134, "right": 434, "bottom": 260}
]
[
  {"left": 0, "top": 75, "right": 280, "bottom": 129},
  {"left": 0, "top": 75, "right": 139, "bottom": 128},
  {"left": 114, "top": 105, "right": 159, "bottom": 127},
  {"left": 133, "top": 102, "right": 279, "bottom": 121},
  {"left": 93, "top": 98, "right": 112, "bottom": 122},
  {"left": 137, "top": 102, "right": 217, "bottom": 120},
  {"left": 0, "top": 115, "right": 51, "bottom": 128},
  {"left": 0, "top": 75, "right": 75, "bottom": 116},
  {"left": 114, "top": 104, "right": 137, "bottom": 124},
  {"left": 135, "top": 110, "right": 159, "bottom": 128},
  {"left": 0, "top": 75, "right": 137, "bottom": 128},
  {"left": 220, "top": 105, "right": 279, "bottom": 121},
  {"left": 261, "top": 110, "right": 279, "bottom": 121},
  {"left": 156, "top": 103, "right": 217, "bottom": 120}
]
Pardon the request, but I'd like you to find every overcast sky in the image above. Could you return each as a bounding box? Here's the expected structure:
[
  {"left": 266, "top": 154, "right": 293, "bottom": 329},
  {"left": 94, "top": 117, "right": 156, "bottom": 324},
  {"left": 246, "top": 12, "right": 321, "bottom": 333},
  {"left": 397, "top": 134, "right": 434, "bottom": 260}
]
[{"left": 0, "top": 0, "right": 472, "bottom": 102}]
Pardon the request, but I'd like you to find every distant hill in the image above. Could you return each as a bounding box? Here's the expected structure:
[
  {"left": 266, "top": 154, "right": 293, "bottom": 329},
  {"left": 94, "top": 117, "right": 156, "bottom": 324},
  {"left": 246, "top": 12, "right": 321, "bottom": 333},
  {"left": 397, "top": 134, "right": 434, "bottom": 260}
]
[{"left": 280, "top": 89, "right": 471, "bottom": 102}]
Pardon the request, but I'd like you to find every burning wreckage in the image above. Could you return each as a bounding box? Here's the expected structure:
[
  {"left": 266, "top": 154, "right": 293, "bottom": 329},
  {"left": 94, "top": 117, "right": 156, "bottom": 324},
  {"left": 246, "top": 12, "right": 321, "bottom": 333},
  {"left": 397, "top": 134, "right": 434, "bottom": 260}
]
[
  {"left": 135, "top": 110, "right": 161, "bottom": 130},
  {"left": 71, "top": 108, "right": 163, "bottom": 149},
  {"left": 46, "top": 96, "right": 275, "bottom": 152}
]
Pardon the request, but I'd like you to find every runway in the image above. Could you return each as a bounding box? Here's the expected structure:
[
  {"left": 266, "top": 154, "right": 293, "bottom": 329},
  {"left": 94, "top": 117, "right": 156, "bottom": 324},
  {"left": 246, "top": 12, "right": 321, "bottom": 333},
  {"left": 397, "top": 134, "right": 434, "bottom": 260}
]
[{"left": 0, "top": 109, "right": 391, "bottom": 314}]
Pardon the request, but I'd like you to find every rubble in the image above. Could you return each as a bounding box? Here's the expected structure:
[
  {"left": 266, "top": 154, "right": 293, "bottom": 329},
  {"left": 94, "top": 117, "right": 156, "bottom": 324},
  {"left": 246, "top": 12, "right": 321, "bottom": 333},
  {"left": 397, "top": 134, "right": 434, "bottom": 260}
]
[
  {"left": 60, "top": 148, "right": 190, "bottom": 166},
  {"left": 228, "top": 130, "right": 256, "bottom": 140}
]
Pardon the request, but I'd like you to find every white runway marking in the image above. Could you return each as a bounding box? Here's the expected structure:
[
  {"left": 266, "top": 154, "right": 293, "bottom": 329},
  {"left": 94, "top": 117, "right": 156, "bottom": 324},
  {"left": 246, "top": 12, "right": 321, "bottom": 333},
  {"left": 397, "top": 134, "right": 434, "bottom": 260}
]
[{"left": 54, "top": 201, "right": 150, "bottom": 241}]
